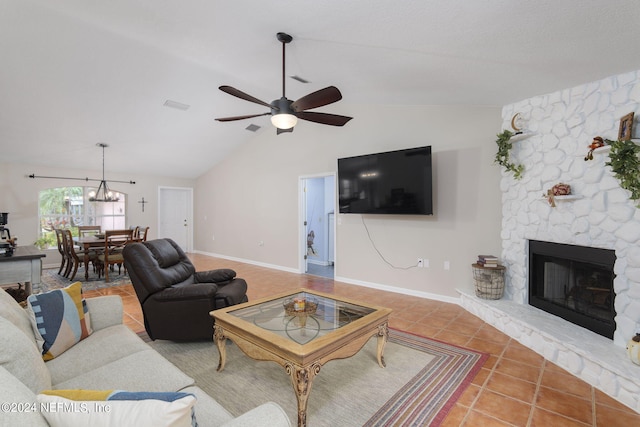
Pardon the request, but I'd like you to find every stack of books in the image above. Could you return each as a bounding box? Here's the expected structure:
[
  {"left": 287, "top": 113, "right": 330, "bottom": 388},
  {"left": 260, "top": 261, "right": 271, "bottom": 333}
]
[{"left": 477, "top": 255, "right": 499, "bottom": 267}]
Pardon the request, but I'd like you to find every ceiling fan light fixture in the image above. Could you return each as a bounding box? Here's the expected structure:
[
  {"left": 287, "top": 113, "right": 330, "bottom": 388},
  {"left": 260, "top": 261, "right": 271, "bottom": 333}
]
[
  {"left": 271, "top": 113, "right": 297, "bottom": 129},
  {"left": 215, "top": 32, "right": 352, "bottom": 133}
]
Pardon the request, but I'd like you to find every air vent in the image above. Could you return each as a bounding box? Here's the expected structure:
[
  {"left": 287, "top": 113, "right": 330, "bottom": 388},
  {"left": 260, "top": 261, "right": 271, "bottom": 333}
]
[
  {"left": 245, "top": 124, "right": 261, "bottom": 132},
  {"left": 163, "top": 100, "right": 190, "bottom": 111},
  {"left": 290, "top": 75, "right": 310, "bottom": 84}
]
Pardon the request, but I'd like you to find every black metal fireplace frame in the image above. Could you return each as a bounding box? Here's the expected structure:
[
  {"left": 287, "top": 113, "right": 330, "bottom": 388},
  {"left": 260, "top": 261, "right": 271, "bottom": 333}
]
[{"left": 528, "top": 240, "right": 616, "bottom": 339}]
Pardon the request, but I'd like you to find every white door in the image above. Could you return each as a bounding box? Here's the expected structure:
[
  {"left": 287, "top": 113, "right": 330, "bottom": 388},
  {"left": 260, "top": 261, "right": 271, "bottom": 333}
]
[{"left": 158, "top": 187, "right": 192, "bottom": 252}]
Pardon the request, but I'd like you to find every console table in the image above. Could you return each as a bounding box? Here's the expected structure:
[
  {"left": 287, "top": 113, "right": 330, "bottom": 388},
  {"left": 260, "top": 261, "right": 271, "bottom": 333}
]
[{"left": 0, "top": 245, "right": 46, "bottom": 296}]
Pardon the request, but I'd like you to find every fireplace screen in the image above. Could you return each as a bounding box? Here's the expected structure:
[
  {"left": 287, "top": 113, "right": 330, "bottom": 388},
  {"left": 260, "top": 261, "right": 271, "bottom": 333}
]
[{"left": 529, "top": 240, "right": 616, "bottom": 339}]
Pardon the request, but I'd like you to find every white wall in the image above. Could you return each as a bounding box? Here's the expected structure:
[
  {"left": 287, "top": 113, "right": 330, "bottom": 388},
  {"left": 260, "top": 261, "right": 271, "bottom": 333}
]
[
  {"left": 0, "top": 162, "right": 194, "bottom": 266},
  {"left": 195, "top": 103, "right": 503, "bottom": 299}
]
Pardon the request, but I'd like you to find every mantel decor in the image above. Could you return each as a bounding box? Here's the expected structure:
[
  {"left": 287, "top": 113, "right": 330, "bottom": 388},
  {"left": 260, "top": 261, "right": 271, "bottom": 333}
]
[
  {"left": 584, "top": 136, "right": 607, "bottom": 161},
  {"left": 619, "top": 112, "right": 634, "bottom": 141},
  {"left": 544, "top": 183, "right": 572, "bottom": 207},
  {"left": 605, "top": 138, "right": 640, "bottom": 202},
  {"left": 495, "top": 129, "right": 524, "bottom": 180}
]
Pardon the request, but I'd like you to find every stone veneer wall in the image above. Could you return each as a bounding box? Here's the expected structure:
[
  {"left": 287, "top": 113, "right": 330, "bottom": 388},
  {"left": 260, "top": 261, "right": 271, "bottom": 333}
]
[
  {"left": 500, "top": 70, "right": 640, "bottom": 347},
  {"left": 461, "top": 69, "right": 640, "bottom": 411}
]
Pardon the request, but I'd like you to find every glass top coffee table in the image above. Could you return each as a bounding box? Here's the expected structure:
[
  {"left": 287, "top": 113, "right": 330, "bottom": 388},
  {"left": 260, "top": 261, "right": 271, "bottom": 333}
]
[{"left": 211, "top": 289, "right": 392, "bottom": 427}]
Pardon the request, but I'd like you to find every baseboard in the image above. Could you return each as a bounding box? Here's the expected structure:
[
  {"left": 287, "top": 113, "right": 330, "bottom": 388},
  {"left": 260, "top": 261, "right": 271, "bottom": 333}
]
[
  {"left": 193, "top": 250, "right": 460, "bottom": 305},
  {"left": 333, "top": 275, "right": 460, "bottom": 304},
  {"left": 308, "top": 259, "right": 331, "bottom": 266},
  {"left": 192, "top": 250, "right": 300, "bottom": 274}
]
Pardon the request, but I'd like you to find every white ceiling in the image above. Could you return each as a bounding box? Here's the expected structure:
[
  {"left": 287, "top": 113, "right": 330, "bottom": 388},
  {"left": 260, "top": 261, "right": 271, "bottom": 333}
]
[{"left": 2, "top": 0, "right": 639, "bottom": 179}]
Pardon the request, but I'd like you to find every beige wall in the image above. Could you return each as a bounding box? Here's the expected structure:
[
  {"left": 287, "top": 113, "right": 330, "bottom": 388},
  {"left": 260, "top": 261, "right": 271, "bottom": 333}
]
[
  {"left": 0, "top": 162, "right": 194, "bottom": 267},
  {"left": 195, "top": 103, "right": 503, "bottom": 299}
]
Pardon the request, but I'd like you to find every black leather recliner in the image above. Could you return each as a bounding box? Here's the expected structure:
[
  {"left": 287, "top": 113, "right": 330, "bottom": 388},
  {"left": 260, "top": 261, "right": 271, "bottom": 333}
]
[{"left": 122, "top": 238, "right": 248, "bottom": 341}]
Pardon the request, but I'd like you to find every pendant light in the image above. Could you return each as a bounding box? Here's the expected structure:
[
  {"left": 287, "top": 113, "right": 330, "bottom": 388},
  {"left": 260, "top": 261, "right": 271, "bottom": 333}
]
[{"left": 88, "top": 143, "right": 119, "bottom": 202}]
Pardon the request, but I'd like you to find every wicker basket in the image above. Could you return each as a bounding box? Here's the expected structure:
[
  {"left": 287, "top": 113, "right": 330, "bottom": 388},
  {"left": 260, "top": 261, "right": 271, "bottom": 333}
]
[
  {"left": 283, "top": 297, "right": 318, "bottom": 316},
  {"left": 472, "top": 263, "right": 505, "bottom": 300}
]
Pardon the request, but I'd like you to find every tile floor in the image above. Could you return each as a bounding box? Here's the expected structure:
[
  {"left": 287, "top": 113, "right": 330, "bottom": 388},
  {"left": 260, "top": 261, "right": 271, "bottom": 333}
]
[{"left": 84, "top": 253, "right": 640, "bottom": 426}]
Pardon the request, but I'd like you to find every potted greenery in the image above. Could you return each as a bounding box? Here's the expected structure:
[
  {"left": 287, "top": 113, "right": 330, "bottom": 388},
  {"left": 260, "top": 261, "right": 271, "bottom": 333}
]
[
  {"left": 33, "top": 233, "right": 56, "bottom": 250},
  {"left": 495, "top": 130, "right": 524, "bottom": 180},
  {"left": 605, "top": 138, "right": 640, "bottom": 202}
]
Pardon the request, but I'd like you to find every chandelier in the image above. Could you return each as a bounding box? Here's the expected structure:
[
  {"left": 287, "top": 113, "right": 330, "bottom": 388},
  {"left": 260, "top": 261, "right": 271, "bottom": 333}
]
[
  {"left": 29, "top": 143, "right": 135, "bottom": 200},
  {"left": 89, "top": 143, "right": 119, "bottom": 202}
]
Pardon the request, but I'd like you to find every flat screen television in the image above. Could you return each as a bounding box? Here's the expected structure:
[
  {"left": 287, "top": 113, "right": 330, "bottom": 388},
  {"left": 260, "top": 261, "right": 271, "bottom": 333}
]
[{"left": 338, "top": 146, "right": 433, "bottom": 215}]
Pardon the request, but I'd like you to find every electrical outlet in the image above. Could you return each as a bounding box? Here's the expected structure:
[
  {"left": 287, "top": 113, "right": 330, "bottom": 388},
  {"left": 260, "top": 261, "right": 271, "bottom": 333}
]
[
  {"left": 417, "top": 258, "right": 424, "bottom": 268},
  {"left": 444, "top": 261, "right": 450, "bottom": 270},
  {"left": 424, "top": 259, "right": 429, "bottom": 268}
]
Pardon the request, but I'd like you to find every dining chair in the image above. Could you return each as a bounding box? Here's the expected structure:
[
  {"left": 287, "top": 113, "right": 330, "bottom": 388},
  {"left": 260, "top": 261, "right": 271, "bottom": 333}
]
[
  {"left": 61, "top": 229, "right": 97, "bottom": 281},
  {"left": 78, "top": 225, "right": 102, "bottom": 237},
  {"left": 138, "top": 227, "right": 149, "bottom": 242},
  {"left": 54, "top": 229, "right": 69, "bottom": 276},
  {"left": 97, "top": 229, "right": 134, "bottom": 282}
]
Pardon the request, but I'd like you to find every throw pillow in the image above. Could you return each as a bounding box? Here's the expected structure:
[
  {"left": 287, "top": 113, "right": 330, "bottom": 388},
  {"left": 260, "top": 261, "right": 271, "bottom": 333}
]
[
  {"left": 37, "top": 390, "right": 197, "bottom": 427},
  {"left": 26, "top": 281, "right": 92, "bottom": 360}
]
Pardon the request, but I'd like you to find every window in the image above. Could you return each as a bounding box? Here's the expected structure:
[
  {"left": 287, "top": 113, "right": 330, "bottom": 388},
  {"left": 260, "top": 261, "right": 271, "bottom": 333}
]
[{"left": 38, "top": 186, "right": 127, "bottom": 248}]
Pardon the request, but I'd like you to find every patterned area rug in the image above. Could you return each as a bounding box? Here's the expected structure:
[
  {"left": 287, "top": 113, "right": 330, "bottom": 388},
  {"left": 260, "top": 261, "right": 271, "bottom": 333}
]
[
  {"left": 35, "top": 267, "right": 131, "bottom": 294},
  {"left": 143, "top": 329, "right": 487, "bottom": 426}
]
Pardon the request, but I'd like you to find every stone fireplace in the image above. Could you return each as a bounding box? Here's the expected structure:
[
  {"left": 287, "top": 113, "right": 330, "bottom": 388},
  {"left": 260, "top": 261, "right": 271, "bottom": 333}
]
[{"left": 460, "top": 69, "right": 640, "bottom": 412}]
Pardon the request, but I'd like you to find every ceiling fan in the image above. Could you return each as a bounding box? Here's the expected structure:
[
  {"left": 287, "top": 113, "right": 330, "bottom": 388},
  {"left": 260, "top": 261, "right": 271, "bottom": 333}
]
[{"left": 215, "top": 32, "right": 353, "bottom": 134}]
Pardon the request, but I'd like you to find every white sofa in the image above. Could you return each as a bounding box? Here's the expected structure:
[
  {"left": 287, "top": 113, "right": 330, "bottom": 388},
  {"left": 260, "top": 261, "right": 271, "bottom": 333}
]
[{"left": 0, "top": 288, "right": 291, "bottom": 427}]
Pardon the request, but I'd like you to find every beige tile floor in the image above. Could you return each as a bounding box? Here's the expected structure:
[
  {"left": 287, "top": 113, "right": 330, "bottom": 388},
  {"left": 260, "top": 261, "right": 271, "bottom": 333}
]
[{"left": 84, "top": 253, "right": 640, "bottom": 426}]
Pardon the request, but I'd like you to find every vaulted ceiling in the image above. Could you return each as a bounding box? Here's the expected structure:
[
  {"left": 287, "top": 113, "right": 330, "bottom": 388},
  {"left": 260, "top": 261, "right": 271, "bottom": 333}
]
[{"left": 2, "top": 0, "right": 639, "bottom": 178}]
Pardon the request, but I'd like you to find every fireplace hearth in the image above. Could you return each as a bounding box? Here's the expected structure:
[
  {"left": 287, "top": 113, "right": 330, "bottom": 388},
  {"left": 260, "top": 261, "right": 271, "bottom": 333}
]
[{"left": 528, "top": 240, "right": 616, "bottom": 339}]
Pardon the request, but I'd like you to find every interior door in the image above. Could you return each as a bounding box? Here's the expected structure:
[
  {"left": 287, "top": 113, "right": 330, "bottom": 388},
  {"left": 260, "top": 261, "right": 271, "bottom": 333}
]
[
  {"left": 158, "top": 187, "right": 192, "bottom": 252},
  {"left": 299, "top": 174, "right": 336, "bottom": 275},
  {"left": 301, "top": 179, "right": 309, "bottom": 273}
]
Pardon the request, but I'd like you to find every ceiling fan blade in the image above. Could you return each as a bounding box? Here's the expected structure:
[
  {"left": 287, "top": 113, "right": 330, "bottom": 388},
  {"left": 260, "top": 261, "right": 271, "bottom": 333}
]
[
  {"left": 291, "top": 86, "right": 343, "bottom": 112},
  {"left": 215, "top": 112, "right": 270, "bottom": 122},
  {"left": 277, "top": 127, "right": 294, "bottom": 135},
  {"left": 296, "top": 111, "right": 353, "bottom": 126},
  {"left": 219, "top": 86, "right": 275, "bottom": 109}
]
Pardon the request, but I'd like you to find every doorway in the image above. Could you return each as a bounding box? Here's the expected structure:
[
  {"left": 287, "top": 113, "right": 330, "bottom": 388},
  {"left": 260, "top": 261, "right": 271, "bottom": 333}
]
[
  {"left": 158, "top": 187, "right": 193, "bottom": 252},
  {"left": 300, "top": 174, "right": 335, "bottom": 278}
]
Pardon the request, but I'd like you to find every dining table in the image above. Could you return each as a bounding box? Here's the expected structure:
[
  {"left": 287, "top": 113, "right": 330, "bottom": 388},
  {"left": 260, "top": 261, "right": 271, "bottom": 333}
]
[{"left": 73, "top": 235, "right": 139, "bottom": 281}]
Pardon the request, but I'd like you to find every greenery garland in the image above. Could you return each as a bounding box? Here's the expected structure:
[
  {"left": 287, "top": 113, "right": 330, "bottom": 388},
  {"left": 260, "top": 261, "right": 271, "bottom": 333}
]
[
  {"left": 605, "top": 138, "right": 640, "bottom": 202},
  {"left": 494, "top": 130, "right": 524, "bottom": 180}
]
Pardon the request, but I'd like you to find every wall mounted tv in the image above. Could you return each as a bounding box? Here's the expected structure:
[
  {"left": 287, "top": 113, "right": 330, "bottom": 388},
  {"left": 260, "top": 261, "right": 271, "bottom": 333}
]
[{"left": 338, "top": 146, "right": 433, "bottom": 215}]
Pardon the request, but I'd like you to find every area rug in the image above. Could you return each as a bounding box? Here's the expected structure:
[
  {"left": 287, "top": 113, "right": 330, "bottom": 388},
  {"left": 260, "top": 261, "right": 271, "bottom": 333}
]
[
  {"left": 144, "top": 329, "right": 487, "bottom": 426},
  {"left": 34, "top": 267, "right": 131, "bottom": 294}
]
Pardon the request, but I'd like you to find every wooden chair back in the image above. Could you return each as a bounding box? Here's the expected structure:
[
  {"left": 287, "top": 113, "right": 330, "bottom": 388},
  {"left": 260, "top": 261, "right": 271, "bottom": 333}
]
[
  {"left": 78, "top": 225, "right": 102, "bottom": 237},
  {"left": 61, "top": 229, "right": 84, "bottom": 280},
  {"left": 138, "top": 227, "right": 150, "bottom": 242},
  {"left": 54, "top": 229, "right": 68, "bottom": 275},
  {"left": 99, "top": 229, "right": 134, "bottom": 282}
]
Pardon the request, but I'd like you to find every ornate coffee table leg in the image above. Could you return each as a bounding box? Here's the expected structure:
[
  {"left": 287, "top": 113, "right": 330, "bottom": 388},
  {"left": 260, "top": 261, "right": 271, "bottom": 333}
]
[
  {"left": 286, "top": 362, "right": 321, "bottom": 427},
  {"left": 376, "top": 322, "right": 389, "bottom": 368},
  {"left": 213, "top": 325, "right": 227, "bottom": 372}
]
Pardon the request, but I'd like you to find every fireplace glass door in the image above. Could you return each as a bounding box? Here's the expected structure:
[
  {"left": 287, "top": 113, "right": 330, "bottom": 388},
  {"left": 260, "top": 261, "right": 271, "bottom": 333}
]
[{"left": 529, "top": 240, "right": 616, "bottom": 339}]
